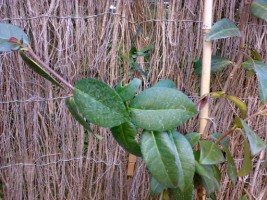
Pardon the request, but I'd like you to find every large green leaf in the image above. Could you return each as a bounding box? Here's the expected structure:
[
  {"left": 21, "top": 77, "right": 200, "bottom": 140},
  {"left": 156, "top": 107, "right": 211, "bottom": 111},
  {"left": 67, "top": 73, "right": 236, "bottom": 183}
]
[
  {"left": 168, "top": 131, "right": 195, "bottom": 191},
  {"left": 111, "top": 122, "right": 142, "bottom": 157},
  {"left": 140, "top": 131, "right": 179, "bottom": 188},
  {"left": 152, "top": 80, "right": 176, "bottom": 88},
  {"left": 73, "top": 78, "right": 130, "bottom": 128},
  {"left": 0, "top": 23, "right": 30, "bottom": 52},
  {"left": 237, "top": 135, "right": 252, "bottom": 176},
  {"left": 194, "top": 55, "right": 233, "bottom": 75},
  {"left": 206, "top": 18, "right": 241, "bottom": 41},
  {"left": 149, "top": 176, "right": 167, "bottom": 197},
  {"left": 199, "top": 140, "right": 224, "bottom": 165},
  {"left": 65, "top": 97, "right": 92, "bottom": 132},
  {"left": 226, "top": 95, "right": 247, "bottom": 118},
  {"left": 223, "top": 145, "right": 237, "bottom": 184},
  {"left": 185, "top": 132, "right": 200, "bottom": 147},
  {"left": 129, "top": 87, "right": 197, "bottom": 131},
  {"left": 115, "top": 78, "right": 141, "bottom": 102},
  {"left": 250, "top": 0, "right": 267, "bottom": 20},
  {"left": 240, "top": 119, "right": 266, "bottom": 156},
  {"left": 19, "top": 51, "right": 63, "bottom": 88},
  {"left": 254, "top": 62, "right": 267, "bottom": 103},
  {"left": 169, "top": 183, "right": 194, "bottom": 200}
]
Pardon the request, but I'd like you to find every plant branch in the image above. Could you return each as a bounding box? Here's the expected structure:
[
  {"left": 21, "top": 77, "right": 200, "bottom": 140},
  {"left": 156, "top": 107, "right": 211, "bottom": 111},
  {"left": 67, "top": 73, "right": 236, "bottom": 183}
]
[
  {"left": 204, "top": 1, "right": 252, "bottom": 134},
  {"left": 27, "top": 46, "right": 74, "bottom": 90},
  {"left": 215, "top": 108, "right": 267, "bottom": 144}
]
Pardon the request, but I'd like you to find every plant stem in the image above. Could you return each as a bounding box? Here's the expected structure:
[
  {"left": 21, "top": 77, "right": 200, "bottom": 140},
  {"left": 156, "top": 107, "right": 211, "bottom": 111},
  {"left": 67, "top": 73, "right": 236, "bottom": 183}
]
[
  {"left": 204, "top": 1, "right": 252, "bottom": 134},
  {"left": 215, "top": 108, "right": 267, "bottom": 144},
  {"left": 27, "top": 46, "right": 74, "bottom": 90}
]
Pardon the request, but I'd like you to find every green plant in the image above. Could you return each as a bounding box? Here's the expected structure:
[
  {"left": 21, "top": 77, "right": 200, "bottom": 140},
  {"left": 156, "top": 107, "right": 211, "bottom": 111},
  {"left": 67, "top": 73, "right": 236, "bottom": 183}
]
[{"left": 1, "top": 1, "right": 267, "bottom": 199}]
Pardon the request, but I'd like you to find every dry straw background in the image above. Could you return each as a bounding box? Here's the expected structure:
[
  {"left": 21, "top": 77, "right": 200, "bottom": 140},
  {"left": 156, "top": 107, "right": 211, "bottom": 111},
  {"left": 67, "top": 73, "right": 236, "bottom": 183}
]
[{"left": 0, "top": 0, "right": 266, "bottom": 199}]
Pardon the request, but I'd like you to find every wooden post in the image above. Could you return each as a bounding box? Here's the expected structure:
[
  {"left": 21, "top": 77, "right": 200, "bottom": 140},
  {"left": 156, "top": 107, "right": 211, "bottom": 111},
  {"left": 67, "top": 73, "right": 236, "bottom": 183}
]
[
  {"left": 198, "top": 0, "right": 213, "bottom": 199},
  {"left": 127, "top": 154, "right": 136, "bottom": 176}
]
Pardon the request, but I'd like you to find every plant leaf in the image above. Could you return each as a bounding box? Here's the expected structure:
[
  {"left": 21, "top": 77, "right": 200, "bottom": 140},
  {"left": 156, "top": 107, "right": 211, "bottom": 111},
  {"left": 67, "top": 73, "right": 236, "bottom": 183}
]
[
  {"left": 226, "top": 95, "right": 247, "bottom": 118},
  {"left": 254, "top": 61, "right": 267, "bottom": 103},
  {"left": 195, "top": 161, "right": 220, "bottom": 195},
  {"left": 240, "top": 119, "right": 266, "bottom": 156},
  {"left": 240, "top": 195, "right": 248, "bottom": 200},
  {"left": 250, "top": 0, "right": 267, "bottom": 20},
  {"left": 65, "top": 97, "right": 92, "bottom": 132},
  {"left": 129, "top": 87, "right": 197, "bottom": 131},
  {"left": 194, "top": 55, "right": 233, "bottom": 75},
  {"left": 250, "top": 48, "right": 262, "bottom": 61},
  {"left": 140, "top": 131, "right": 179, "bottom": 188},
  {"left": 168, "top": 131, "right": 195, "bottom": 191},
  {"left": 152, "top": 80, "right": 176, "bottom": 88},
  {"left": 149, "top": 176, "right": 167, "bottom": 197},
  {"left": 199, "top": 140, "right": 224, "bottom": 165},
  {"left": 169, "top": 183, "right": 194, "bottom": 200},
  {"left": 111, "top": 122, "right": 142, "bottom": 157},
  {"left": 19, "top": 51, "right": 63, "bottom": 88},
  {"left": 115, "top": 78, "right": 141, "bottom": 101},
  {"left": 185, "top": 132, "right": 200, "bottom": 147},
  {"left": 0, "top": 23, "right": 29, "bottom": 52},
  {"left": 223, "top": 145, "right": 237, "bottom": 184},
  {"left": 206, "top": 18, "right": 241, "bottom": 41},
  {"left": 237, "top": 134, "right": 252, "bottom": 176},
  {"left": 73, "top": 78, "right": 130, "bottom": 128}
]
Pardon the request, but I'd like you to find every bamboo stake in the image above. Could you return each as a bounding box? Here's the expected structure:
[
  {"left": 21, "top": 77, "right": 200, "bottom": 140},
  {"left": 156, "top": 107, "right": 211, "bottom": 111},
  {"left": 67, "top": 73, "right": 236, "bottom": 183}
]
[
  {"left": 199, "top": 0, "right": 213, "bottom": 135},
  {"left": 198, "top": 1, "right": 213, "bottom": 199}
]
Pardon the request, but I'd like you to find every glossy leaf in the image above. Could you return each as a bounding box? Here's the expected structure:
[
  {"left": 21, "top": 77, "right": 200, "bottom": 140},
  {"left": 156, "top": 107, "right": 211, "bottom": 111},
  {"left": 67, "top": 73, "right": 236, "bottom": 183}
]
[
  {"left": 0, "top": 23, "right": 29, "bottom": 52},
  {"left": 65, "top": 97, "right": 92, "bottom": 132},
  {"left": 152, "top": 79, "right": 176, "bottom": 88},
  {"left": 168, "top": 131, "right": 195, "bottom": 191},
  {"left": 240, "top": 119, "right": 266, "bottom": 156},
  {"left": 19, "top": 51, "right": 63, "bottom": 88},
  {"left": 226, "top": 95, "right": 247, "bottom": 118},
  {"left": 115, "top": 78, "right": 141, "bottom": 101},
  {"left": 194, "top": 55, "right": 232, "bottom": 75},
  {"left": 254, "top": 62, "right": 267, "bottom": 103},
  {"left": 74, "top": 78, "right": 130, "bottom": 128},
  {"left": 185, "top": 132, "right": 200, "bottom": 147},
  {"left": 237, "top": 135, "right": 252, "bottom": 176},
  {"left": 149, "top": 176, "right": 167, "bottom": 197},
  {"left": 195, "top": 161, "right": 220, "bottom": 195},
  {"left": 240, "top": 195, "right": 248, "bottom": 200},
  {"left": 140, "top": 131, "right": 179, "bottom": 188},
  {"left": 206, "top": 18, "right": 241, "bottom": 41},
  {"left": 129, "top": 87, "right": 197, "bottom": 131},
  {"left": 111, "top": 122, "right": 142, "bottom": 157},
  {"left": 199, "top": 140, "right": 224, "bottom": 165},
  {"left": 169, "top": 183, "right": 194, "bottom": 200},
  {"left": 210, "top": 132, "right": 229, "bottom": 147},
  {"left": 250, "top": 48, "right": 262, "bottom": 61},
  {"left": 250, "top": 0, "right": 267, "bottom": 20},
  {"left": 223, "top": 145, "right": 237, "bottom": 184},
  {"left": 210, "top": 91, "right": 225, "bottom": 98}
]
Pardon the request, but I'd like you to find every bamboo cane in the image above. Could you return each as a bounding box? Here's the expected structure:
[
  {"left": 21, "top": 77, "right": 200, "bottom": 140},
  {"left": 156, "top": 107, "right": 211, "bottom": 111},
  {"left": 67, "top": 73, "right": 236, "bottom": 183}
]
[{"left": 198, "top": 0, "right": 213, "bottom": 199}]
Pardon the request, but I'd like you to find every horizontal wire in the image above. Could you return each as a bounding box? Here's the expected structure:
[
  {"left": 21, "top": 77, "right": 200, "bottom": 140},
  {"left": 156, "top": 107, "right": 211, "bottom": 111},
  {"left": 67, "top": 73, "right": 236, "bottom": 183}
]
[
  {"left": 0, "top": 12, "right": 266, "bottom": 27},
  {"left": 0, "top": 96, "right": 260, "bottom": 104},
  {"left": 0, "top": 156, "right": 121, "bottom": 170}
]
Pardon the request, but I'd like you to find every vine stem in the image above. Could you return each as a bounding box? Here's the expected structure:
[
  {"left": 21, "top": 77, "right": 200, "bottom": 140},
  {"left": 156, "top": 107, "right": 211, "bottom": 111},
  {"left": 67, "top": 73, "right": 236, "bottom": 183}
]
[
  {"left": 203, "top": 1, "right": 253, "bottom": 134},
  {"left": 215, "top": 107, "right": 267, "bottom": 145},
  {"left": 27, "top": 46, "right": 74, "bottom": 91}
]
